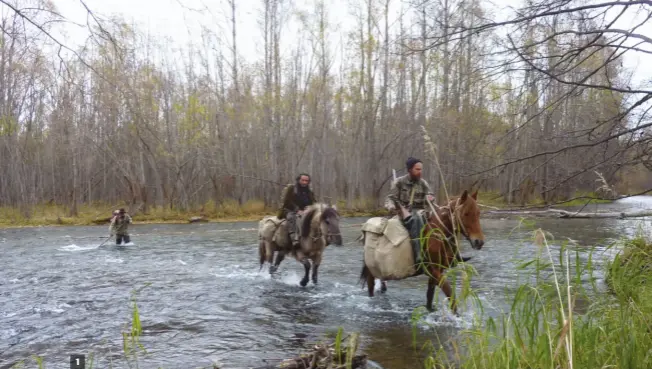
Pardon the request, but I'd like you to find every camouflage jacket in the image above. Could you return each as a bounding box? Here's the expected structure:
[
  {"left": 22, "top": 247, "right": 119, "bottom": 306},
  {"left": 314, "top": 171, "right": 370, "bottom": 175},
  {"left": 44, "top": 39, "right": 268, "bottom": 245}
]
[
  {"left": 277, "top": 183, "right": 316, "bottom": 219},
  {"left": 109, "top": 214, "right": 132, "bottom": 235},
  {"left": 384, "top": 174, "right": 434, "bottom": 211}
]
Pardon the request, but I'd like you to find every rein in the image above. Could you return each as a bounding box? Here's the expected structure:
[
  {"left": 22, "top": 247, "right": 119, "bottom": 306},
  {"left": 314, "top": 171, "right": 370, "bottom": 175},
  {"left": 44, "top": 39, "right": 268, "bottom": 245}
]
[
  {"left": 300, "top": 204, "right": 341, "bottom": 242},
  {"left": 425, "top": 198, "right": 471, "bottom": 246}
]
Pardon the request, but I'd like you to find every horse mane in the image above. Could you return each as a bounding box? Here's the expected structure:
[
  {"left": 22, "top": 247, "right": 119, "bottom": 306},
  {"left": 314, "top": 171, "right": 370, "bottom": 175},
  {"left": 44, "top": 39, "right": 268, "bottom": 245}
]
[
  {"left": 300, "top": 203, "right": 335, "bottom": 237},
  {"left": 321, "top": 206, "right": 338, "bottom": 220},
  {"left": 300, "top": 205, "right": 319, "bottom": 237},
  {"left": 425, "top": 203, "right": 455, "bottom": 237}
]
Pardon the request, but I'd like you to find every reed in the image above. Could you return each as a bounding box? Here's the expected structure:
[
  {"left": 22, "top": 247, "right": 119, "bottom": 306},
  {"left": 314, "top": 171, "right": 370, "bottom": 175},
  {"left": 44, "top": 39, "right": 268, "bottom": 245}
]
[{"left": 413, "top": 229, "right": 652, "bottom": 369}]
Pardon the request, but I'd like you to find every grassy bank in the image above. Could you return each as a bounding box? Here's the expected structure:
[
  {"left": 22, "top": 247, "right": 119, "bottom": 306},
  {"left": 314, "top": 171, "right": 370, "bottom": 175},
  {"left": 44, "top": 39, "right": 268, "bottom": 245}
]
[
  {"left": 0, "top": 199, "right": 386, "bottom": 228},
  {"left": 420, "top": 231, "right": 652, "bottom": 369},
  {"left": 0, "top": 191, "right": 612, "bottom": 228}
]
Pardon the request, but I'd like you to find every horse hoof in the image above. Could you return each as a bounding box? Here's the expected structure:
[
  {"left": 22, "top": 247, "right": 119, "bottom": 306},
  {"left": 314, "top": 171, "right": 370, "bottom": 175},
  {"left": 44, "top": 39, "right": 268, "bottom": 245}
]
[
  {"left": 380, "top": 285, "right": 387, "bottom": 293},
  {"left": 300, "top": 279, "right": 308, "bottom": 287},
  {"left": 426, "top": 306, "right": 435, "bottom": 313}
]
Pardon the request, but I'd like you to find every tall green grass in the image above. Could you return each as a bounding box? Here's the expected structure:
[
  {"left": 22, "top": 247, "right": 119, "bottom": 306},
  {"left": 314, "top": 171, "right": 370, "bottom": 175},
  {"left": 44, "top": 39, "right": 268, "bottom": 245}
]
[{"left": 414, "top": 228, "right": 652, "bottom": 369}]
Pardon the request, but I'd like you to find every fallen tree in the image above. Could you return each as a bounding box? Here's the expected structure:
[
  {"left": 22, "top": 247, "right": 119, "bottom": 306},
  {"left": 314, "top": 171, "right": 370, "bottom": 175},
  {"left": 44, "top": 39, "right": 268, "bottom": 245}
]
[{"left": 486, "top": 209, "right": 652, "bottom": 219}]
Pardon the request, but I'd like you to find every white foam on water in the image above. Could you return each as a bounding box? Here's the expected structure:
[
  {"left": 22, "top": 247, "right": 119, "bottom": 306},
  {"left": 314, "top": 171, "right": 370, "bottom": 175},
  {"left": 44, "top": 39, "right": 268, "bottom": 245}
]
[
  {"left": 59, "top": 243, "right": 99, "bottom": 252},
  {"left": 177, "top": 259, "right": 187, "bottom": 265},
  {"left": 211, "top": 265, "right": 271, "bottom": 281},
  {"left": 410, "top": 301, "right": 478, "bottom": 330},
  {"left": 105, "top": 257, "right": 124, "bottom": 263},
  {"left": 272, "top": 271, "right": 309, "bottom": 286},
  {"left": 1, "top": 328, "right": 18, "bottom": 339},
  {"left": 117, "top": 242, "right": 136, "bottom": 246},
  {"left": 33, "top": 302, "right": 71, "bottom": 314}
]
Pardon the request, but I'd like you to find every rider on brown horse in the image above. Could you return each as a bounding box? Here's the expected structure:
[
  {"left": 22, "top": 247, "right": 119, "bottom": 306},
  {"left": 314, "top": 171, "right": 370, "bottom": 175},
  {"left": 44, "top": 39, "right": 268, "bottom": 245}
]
[
  {"left": 385, "top": 157, "right": 469, "bottom": 274},
  {"left": 278, "top": 173, "right": 317, "bottom": 249}
]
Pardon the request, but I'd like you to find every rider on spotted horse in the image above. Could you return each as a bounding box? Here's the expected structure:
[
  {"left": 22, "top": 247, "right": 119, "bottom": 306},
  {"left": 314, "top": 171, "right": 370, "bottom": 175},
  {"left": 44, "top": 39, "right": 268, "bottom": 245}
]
[{"left": 385, "top": 157, "right": 470, "bottom": 275}]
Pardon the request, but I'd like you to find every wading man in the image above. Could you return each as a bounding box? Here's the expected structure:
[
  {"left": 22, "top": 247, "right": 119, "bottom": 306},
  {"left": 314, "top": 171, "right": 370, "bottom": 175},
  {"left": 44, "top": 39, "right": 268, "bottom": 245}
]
[{"left": 109, "top": 208, "right": 133, "bottom": 245}]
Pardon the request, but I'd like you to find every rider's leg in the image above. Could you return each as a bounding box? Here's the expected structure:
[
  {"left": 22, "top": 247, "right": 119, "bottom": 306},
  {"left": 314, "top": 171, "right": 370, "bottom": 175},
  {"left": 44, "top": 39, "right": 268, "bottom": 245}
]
[
  {"left": 402, "top": 209, "right": 425, "bottom": 269},
  {"left": 286, "top": 211, "right": 300, "bottom": 248}
]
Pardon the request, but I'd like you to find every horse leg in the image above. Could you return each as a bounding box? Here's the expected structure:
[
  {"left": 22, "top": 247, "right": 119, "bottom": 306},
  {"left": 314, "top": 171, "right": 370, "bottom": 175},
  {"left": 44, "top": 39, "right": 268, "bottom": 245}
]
[
  {"left": 299, "top": 259, "right": 311, "bottom": 287},
  {"left": 426, "top": 268, "right": 458, "bottom": 315},
  {"left": 271, "top": 250, "right": 286, "bottom": 274},
  {"left": 311, "top": 253, "right": 322, "bottom": 285},
  {"left": 380, "top": 280, "right": 387, "bottom": 294},
  {"left": 426, "top": 275, "right": 437, "bottom": 312},
  {"left": 366, "top": 272, "right": 375, "bottom": 297},
  {"left": 261, "top": 239, "right": 276, "bottom": 273},
  {"left": 311, "top": 263, "right": 320, "bottom": 285}
]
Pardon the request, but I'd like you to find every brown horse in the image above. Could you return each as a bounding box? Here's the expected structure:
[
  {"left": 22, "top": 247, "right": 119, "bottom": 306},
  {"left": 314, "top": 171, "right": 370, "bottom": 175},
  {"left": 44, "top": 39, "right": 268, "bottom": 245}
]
[
  {"left": 359, "top": 190, "right": 485, "bottom": 315},
  {"left": 259, "top": 203, "right": 343, "bottom": 286}
]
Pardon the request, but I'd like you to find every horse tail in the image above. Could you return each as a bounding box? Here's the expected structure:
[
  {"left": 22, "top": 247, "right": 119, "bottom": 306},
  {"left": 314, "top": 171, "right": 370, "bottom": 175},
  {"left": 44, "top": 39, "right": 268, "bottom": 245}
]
[{"left": 359, "top": 262, "right": 371, "bottom": 288}]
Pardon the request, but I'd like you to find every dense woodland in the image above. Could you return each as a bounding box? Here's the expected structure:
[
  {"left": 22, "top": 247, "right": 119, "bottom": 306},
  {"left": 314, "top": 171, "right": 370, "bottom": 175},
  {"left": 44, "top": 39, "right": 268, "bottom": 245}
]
[{"left": 0, "top": 0, "right": 651, "bottom": 217}]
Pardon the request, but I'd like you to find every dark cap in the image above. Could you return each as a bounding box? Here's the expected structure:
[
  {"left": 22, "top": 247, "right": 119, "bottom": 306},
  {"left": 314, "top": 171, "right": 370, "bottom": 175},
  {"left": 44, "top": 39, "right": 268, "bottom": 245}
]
[{"left": 406, "top": 157, "right": 422, "bottom": 170}]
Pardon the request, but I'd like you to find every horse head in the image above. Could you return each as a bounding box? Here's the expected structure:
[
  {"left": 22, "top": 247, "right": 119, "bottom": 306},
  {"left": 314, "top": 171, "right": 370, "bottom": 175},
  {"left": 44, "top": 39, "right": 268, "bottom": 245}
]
[
  {"left": 447, "top": 190, "right": 485, "bottom": 250},
  {"left": 301, "top": 203, "right": 343, "bottom": 246}
]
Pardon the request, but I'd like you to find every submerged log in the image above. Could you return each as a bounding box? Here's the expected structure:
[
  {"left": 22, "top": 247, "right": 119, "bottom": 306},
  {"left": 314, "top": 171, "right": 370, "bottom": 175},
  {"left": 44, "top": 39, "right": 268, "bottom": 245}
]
[
  {"left": 250, "top": 334, "right": 367, "bottom": 369},
  {"left": 486, "top": 209, "right": 652, "bottom": 219},
  {"left": 251, "top": 354, "right": 367, "bottom": 369}
]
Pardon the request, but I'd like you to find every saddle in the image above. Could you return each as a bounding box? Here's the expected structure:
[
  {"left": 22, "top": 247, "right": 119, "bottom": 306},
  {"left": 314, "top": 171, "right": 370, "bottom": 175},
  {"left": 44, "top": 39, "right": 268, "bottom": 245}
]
[{"left": 262, "top": 213, "right": 304, "bottom": 248}]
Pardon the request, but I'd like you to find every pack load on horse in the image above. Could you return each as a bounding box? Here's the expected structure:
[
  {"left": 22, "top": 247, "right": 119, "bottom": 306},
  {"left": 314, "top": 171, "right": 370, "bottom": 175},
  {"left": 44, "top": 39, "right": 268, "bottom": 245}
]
[
  {"left": 358, "top": 157, "right": 484, "bottom": 314},
  {"left": 258, "top": 173, "right": 343, "bottom": 286}
]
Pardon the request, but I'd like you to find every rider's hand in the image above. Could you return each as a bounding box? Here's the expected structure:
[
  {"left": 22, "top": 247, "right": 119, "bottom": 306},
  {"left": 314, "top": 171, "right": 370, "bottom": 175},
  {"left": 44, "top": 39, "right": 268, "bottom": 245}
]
[{"left": 427, "top": 195, "right": 434, "bottom": 202}]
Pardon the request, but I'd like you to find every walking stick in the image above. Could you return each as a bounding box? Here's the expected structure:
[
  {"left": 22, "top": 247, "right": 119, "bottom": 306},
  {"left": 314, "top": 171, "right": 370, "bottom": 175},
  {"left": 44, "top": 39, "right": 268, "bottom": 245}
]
[{"left": 98, "top": 236, "right": 112, "bottom": 248}]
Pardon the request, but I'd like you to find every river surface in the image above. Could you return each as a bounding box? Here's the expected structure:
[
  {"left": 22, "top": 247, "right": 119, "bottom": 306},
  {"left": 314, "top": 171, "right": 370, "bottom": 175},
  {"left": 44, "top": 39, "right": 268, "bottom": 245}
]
[{"left": 2, "top": 197, "right": 652, "bottom": 369}]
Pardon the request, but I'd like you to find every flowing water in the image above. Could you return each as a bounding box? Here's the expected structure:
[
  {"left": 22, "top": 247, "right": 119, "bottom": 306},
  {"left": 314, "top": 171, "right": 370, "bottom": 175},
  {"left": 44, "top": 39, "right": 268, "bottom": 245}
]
[{"left": 2, "top": 198, "right": 652, "bottom": 369}]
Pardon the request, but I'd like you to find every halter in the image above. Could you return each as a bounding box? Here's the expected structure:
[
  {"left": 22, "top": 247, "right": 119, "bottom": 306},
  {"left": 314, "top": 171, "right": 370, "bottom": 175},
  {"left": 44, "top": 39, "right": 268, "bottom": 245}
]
[
  {"left": 426, "top": 198, "right": 471, "bottom": 245},
  {"left": 304, "top": 204, "right": 341, "bottom": 242}
]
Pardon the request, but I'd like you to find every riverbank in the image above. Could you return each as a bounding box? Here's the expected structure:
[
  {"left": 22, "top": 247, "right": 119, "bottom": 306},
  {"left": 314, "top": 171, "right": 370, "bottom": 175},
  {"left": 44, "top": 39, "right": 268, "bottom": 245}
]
[
  {"left": 0, "top": 200, "right": 386, "bottom": 228},
  {"left": 0, "top": 192, "right": 611, "bottom": 228},
  {"left": 424, "top": 232, "right": 652, "bottom": 369}
]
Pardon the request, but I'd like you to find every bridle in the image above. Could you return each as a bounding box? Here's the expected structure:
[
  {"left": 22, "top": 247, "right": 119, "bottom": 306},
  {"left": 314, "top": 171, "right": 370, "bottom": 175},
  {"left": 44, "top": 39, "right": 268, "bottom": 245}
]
[{"left": 426, "top": 199, "right": 472, "bottom": 245}]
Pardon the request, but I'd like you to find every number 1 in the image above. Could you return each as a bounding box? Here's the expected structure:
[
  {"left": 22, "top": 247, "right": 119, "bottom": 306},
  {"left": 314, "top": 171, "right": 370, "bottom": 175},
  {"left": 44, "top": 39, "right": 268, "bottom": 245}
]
[{"left": 70, "top": 354, "right": 85, "bottom": 369}]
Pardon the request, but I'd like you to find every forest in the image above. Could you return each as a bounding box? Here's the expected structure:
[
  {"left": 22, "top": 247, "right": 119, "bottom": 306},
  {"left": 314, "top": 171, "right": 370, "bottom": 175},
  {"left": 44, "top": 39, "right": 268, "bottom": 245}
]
[{"left": 0, "top": 0, "right": 650, "bottom": 219}]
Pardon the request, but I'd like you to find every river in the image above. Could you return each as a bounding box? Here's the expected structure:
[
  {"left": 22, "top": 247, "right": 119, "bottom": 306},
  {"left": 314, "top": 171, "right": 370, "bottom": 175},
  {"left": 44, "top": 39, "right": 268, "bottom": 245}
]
[{"left": 2, "top": 197, "right": 652, "bottom": 369}]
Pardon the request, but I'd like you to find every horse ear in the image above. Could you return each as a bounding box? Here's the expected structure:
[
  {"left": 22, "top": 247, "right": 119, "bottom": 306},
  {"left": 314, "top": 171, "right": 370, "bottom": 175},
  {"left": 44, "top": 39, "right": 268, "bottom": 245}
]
[
  {"left": 471, "top": 190, "right": 478, "bottom": 200},
  {"left": 460, "top": 190, "right": 469, "bottom": 203}
]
